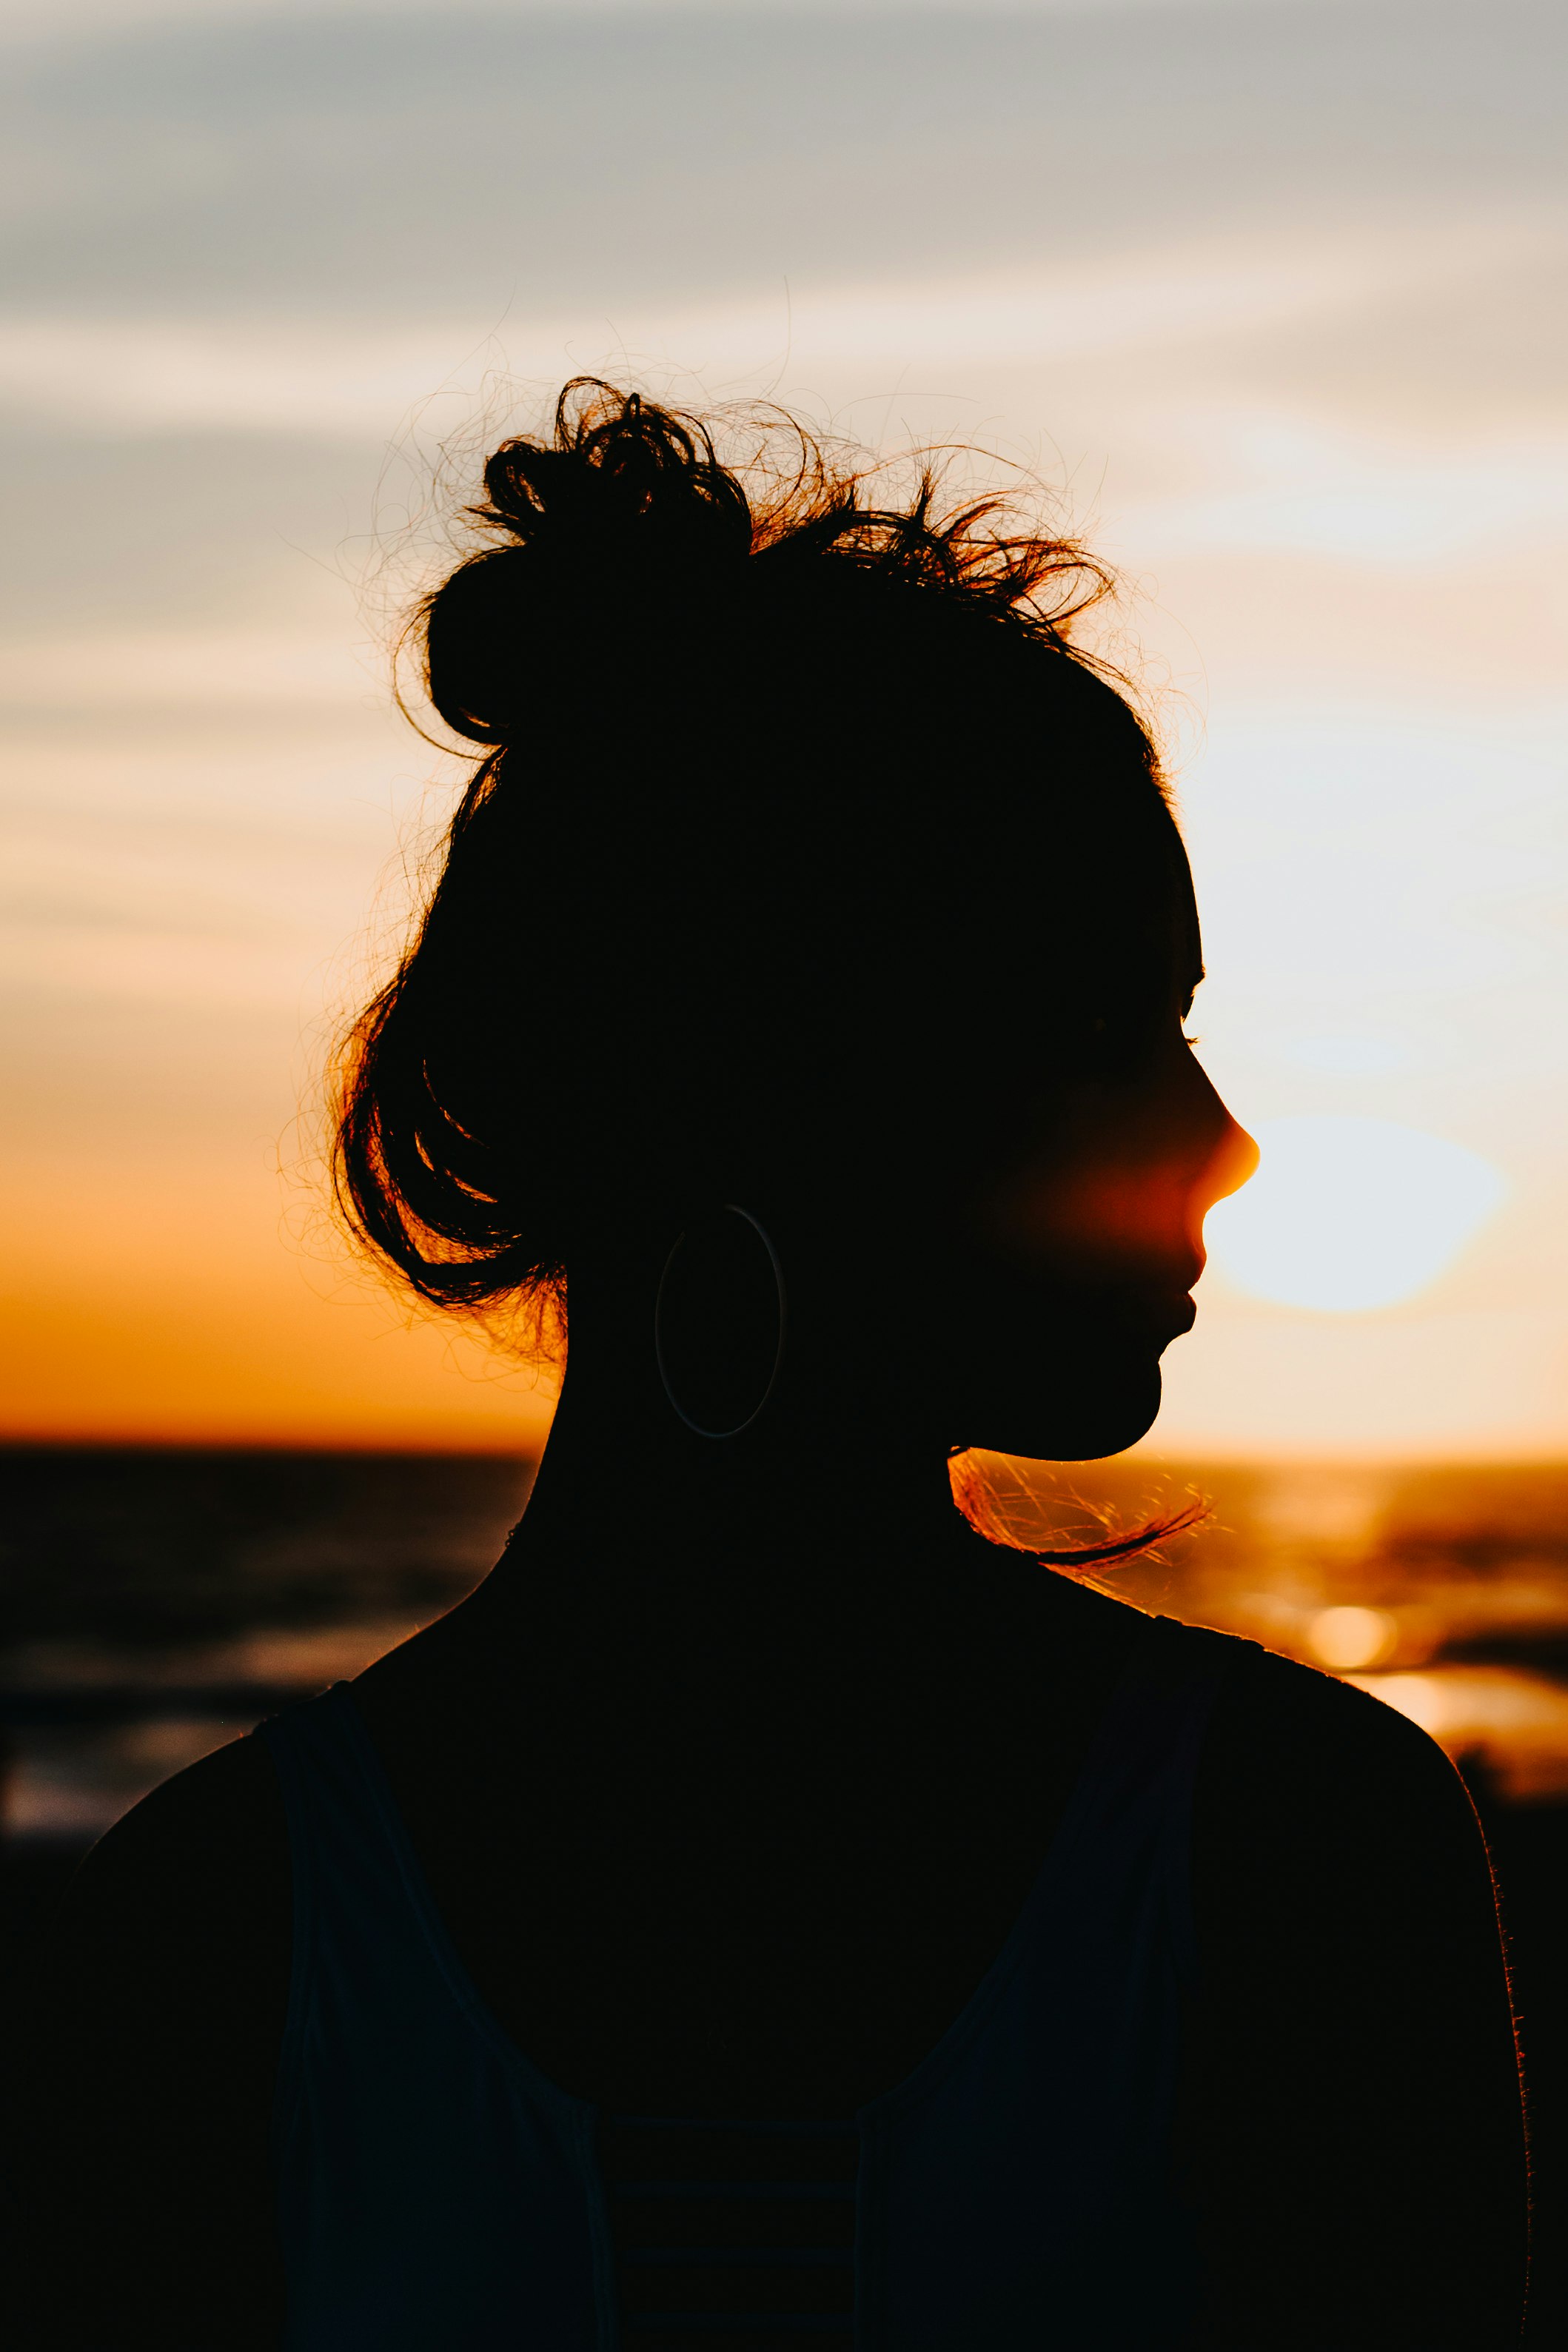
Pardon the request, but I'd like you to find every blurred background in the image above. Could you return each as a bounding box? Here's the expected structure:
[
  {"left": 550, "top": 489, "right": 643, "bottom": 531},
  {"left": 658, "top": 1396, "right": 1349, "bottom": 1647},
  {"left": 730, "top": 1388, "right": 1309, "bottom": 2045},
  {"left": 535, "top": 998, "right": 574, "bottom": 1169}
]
[{"left": 1, "top": 0, "right": 1565, "bottom": 2328}]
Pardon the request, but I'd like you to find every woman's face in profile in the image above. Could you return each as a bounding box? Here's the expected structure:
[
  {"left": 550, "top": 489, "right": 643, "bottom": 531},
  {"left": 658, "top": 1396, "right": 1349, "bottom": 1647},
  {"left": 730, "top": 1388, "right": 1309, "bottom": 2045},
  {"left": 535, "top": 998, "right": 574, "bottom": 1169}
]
[{"left": 940, "top": 858, "right": 1257, "bottom": 1461}]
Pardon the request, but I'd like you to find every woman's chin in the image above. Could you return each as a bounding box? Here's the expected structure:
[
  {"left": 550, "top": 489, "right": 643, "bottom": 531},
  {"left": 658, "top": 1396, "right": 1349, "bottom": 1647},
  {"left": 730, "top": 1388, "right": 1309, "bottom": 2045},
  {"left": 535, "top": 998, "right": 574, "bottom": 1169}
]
[{"left": 965, "top": 1357, "right": 1164, "bottom": 1464}]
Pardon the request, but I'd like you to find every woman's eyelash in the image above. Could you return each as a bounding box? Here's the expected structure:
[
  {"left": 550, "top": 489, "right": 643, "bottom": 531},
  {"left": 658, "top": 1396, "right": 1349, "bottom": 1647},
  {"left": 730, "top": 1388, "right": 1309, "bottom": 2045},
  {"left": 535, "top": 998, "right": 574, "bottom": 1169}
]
[{"left": 1183, "top": 1030, "right": 1202, "bottom": 1047}]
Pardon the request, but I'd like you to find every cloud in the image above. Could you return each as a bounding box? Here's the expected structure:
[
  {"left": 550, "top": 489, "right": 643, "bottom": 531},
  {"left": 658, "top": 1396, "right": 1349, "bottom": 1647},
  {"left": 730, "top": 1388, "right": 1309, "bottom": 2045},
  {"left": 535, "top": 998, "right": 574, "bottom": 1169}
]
[
  {"left": 1125, "top": 415, "right": 1568, "bottom": 566},
  {"left": 0, "top": 212, "right": 1549, "bottom": 440},
  {"left": 5, "top": 2, "right": 1558, "bottom": 320},
  {"left": 0, "top": 0, "right": 1351, "bottom": 47},
  {"left": 0, "top": 624, "right": 378, "bottom": 706}
]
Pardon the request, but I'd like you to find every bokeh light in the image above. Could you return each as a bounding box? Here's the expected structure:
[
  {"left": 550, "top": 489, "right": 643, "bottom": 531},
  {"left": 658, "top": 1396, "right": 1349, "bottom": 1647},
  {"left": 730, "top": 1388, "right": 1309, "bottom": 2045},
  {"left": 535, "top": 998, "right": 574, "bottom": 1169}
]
[{"left": 1308, "top": 1604, "right": 1397, "bottom": 1671}]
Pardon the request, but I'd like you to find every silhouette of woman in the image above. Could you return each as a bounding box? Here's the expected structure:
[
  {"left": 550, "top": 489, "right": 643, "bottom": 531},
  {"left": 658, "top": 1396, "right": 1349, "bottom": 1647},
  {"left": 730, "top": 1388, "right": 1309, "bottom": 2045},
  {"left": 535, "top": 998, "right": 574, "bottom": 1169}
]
[{"left": 6, "top": 385, "right": 1526, "bottom": 2346}]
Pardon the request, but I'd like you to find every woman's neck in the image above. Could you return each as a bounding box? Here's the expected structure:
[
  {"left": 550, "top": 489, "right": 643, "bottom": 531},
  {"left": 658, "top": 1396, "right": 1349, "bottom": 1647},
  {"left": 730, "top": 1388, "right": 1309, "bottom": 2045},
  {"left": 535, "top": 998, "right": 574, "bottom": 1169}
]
[
  {"left": 460, "top": 1282, "right": 1001, "bottom": 1679},
  {"left": 526, "top": 1361, "right": 968, "bottom": 1590}
]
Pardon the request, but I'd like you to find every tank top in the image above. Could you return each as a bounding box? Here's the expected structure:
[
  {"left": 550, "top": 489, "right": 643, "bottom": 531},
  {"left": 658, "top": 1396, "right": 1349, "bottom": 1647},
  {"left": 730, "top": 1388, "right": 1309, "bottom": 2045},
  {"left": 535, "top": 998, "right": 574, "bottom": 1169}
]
[{"left": 260, "top": 1611, "right": 1228, "bottom": 2350}]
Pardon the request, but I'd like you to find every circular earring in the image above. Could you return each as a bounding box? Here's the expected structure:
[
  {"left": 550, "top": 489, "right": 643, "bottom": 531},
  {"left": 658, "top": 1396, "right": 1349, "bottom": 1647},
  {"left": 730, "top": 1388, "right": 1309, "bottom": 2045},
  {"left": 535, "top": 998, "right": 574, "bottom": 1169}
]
[{"left": 654, "top": 1204, "right": 788, "bottom": 1439}]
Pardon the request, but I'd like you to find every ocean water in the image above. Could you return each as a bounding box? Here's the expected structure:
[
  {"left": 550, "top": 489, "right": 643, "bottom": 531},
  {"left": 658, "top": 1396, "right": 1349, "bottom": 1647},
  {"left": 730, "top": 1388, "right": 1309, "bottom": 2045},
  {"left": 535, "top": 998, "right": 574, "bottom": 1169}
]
[
  {"left": 0, "top": 1447, "right": 535, "bottom": 1842},
  {"left": 3, "top": 1444, "right": 1567, "bottom": 1840}
]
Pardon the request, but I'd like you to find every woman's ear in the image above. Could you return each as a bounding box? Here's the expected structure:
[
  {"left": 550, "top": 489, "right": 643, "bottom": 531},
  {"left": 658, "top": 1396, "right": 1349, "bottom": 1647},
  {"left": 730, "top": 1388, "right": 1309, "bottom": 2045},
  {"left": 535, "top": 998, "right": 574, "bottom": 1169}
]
[{"left": 654, "top": 1207, "right": 787, "bottom": 1439}]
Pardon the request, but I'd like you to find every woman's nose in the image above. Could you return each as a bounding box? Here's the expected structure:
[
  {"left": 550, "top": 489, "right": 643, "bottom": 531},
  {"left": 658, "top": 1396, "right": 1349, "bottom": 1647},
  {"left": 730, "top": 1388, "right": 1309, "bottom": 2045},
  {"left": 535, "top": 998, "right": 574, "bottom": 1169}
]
[
  {"left": 1204, "top": 1111, "right": 1259, "bottom": 1210},
  {"left": 1182, "top": 1051, "right": 1259, "bottom": 1215}
]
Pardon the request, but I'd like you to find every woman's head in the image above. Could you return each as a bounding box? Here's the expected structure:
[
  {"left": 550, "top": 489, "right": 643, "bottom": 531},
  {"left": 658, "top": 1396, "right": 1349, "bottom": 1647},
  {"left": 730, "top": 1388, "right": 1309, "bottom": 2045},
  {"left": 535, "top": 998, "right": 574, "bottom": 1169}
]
[{"left": 335, "top": 380, "right": 1252, "bottom": 1459}]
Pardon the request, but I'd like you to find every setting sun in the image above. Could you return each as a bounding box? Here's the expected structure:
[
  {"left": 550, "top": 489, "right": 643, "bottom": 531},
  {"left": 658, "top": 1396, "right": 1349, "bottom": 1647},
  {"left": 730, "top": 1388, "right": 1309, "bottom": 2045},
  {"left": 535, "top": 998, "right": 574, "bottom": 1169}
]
[{"left": 1203, "top": 1116, "right": 1507, "bottom": 1314}]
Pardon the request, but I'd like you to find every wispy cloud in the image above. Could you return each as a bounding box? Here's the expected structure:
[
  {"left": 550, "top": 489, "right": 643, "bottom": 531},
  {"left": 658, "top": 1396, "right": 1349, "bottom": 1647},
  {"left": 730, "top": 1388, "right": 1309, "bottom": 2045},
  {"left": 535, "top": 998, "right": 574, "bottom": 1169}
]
[{"left": 0, "top": 211, "right": 1549, "bottom": 439}]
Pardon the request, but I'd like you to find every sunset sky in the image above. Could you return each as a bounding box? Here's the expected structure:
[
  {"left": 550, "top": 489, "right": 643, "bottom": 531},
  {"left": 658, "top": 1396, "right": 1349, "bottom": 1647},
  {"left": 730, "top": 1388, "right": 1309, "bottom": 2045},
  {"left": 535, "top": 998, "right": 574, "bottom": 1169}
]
[{"left": 1, "top": 0, "right": 1564, "bottom": 1455}]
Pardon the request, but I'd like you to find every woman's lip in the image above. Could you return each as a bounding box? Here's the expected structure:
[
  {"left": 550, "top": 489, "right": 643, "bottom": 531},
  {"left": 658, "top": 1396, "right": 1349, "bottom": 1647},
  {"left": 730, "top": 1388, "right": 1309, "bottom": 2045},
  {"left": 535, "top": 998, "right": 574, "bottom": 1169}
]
[
  {"left": 1114, "top": 1288, "right": 1203, "bottom": 1345},
  {"left": 1120, "top": 1287, "right": 1197, "bottom": 1341}
]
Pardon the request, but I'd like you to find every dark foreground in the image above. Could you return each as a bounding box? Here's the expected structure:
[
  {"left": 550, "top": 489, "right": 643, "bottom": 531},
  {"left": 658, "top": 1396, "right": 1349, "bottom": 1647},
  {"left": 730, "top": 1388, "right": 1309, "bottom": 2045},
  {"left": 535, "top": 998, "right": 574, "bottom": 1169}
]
[{"left": 2, "top": 1445, "right": 1565, "bottom": 2339}]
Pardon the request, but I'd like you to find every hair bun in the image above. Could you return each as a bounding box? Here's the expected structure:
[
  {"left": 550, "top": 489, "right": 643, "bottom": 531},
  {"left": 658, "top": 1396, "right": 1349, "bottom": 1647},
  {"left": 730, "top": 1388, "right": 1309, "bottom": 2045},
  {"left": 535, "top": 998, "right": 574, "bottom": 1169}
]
[
  {"left": 480, "top": 381, "right": 754, "bottom": 560},
  {"left": 421, "top": 382, "right": 754, "bottom": 744},
  {"left": 416, "top": 377, "right": 1115, "bottom": 748}
]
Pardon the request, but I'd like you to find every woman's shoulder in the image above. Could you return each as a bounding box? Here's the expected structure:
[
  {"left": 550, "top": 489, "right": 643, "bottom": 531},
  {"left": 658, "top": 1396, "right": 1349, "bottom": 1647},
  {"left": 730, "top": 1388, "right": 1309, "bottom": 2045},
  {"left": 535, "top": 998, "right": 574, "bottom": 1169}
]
[
  {"left": 35, "top": 1717, "right": 292, "bottom": 1979},
  {"left": 1190, "top": 1629, "right": 1501, "bottom": 2015},
  {"left": 1176, "top": 1641, "right": 1525, "bottom": 2343},
  {"left": 9, "top": 1723, "right": 292, "bottom": 2122},
  {"left": 1041, "top": 1589, "right": 1471, "bottom": 1825},
  {"left": 1197, "top": 1628, "right": 1478, "bottom": 1837},
  {"left": 4, "top": 1728, "right": 292, "bottom": 2348}
]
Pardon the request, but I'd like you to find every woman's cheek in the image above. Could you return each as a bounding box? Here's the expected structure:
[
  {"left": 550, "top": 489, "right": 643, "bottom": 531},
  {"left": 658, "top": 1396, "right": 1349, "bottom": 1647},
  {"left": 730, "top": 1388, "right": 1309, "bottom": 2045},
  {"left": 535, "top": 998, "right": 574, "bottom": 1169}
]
[{"left": 982, "top": 1157, "right": 1194, "bottom": 1278}]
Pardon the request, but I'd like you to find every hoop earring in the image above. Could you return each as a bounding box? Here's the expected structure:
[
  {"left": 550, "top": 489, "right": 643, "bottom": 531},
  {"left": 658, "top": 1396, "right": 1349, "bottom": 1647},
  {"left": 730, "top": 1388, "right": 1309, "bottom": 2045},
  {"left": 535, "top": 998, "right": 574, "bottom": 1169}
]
[{"left": 654, "top": 1204, "right": 788, "bottom": 1440}]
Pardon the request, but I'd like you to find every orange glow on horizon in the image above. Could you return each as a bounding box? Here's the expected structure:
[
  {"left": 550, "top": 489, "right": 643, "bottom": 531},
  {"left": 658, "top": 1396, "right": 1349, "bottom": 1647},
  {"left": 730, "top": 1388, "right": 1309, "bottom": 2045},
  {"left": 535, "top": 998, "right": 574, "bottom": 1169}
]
[{"left": 0, "top": 1163, "right": 555, "bottom": 1453}]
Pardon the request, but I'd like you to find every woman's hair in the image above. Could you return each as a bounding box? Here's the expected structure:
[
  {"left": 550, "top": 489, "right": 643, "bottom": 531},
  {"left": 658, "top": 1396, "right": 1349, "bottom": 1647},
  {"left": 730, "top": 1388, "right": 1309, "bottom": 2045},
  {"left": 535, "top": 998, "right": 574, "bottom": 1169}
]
[{"left": 334, "top": 379, "right": 1183, "bottom": 1336}]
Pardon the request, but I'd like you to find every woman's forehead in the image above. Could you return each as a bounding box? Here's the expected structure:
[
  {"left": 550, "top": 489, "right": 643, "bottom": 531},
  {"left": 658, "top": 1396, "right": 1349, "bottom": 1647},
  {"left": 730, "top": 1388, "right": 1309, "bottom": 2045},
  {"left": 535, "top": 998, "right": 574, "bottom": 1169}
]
[
  {"left": 1171, "top": 845, "right": 1204, "bottom": 991},
  {"left": 1106, "top": 808, "right": 1200, "bottom": 992}
]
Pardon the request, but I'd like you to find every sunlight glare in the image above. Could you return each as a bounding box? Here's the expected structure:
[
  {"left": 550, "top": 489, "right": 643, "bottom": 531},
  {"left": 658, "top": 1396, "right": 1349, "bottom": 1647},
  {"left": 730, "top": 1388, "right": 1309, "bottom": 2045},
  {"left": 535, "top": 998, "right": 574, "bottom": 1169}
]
[
  {"left": 1205, "top": 1116, "right": 1507, "bottom": 1313},
  {"left": 1288, "top": 1036, "right": 1411, "bottom": 1075}
]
